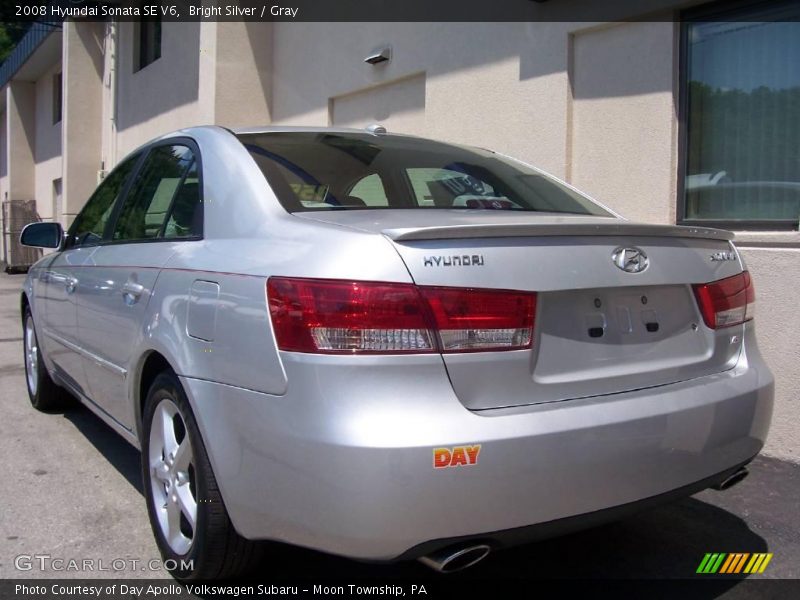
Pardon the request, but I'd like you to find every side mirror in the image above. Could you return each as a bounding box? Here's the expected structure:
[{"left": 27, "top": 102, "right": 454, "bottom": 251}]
[{"left": 20, "top": 222, "right": 63, "bottom": 249}]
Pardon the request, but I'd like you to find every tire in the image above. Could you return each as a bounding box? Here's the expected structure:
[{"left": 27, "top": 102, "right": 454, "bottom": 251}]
[
  {"left": 23, "top": 307, "right": 72, "bottom": 412},
  {"left": 141, "top": 371, "right": 263, "bottom": 580}
]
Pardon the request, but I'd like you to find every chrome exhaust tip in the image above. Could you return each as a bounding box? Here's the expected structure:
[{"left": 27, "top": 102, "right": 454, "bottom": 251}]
[
  {"left": 418, "top": 544, "right": 491, "bottom": 573},
  {"left": 712, "top": 466, "right": 749, "bottom": 491}
]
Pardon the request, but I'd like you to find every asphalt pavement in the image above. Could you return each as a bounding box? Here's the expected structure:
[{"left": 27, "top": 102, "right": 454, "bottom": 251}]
[{"left": 0, "top": 270, "right": 797, "bottom": 595}]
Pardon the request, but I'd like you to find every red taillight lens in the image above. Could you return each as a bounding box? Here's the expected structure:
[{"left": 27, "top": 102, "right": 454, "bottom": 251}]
[
  {"left": 420, "top": 286, "right": 536, "bottom": 352},
  {"left": 267, "top": 278, "right": 435, "bottom": 354},
  {"left": 692, "top": 271, "right": 755, "bottom": 329},
  {"left": 267, "top": 277, "right": 537, "bottom": 354}
]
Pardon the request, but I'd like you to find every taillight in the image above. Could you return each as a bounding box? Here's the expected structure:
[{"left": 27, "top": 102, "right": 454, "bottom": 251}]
[
  {"left": 267, "top": 278, "right": 435, "bottom": 354},
  {"left": 692, "top": 271, "right": 755, "bottom": 329},
  {"left": 420, "top": 286, "right": 536, "bottom": 352},
  {"left": 267, "top": 277, "right": 536, "bottom": 354}
]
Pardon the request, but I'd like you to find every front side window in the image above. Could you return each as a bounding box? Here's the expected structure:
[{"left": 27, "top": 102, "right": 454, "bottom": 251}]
[
  {"left": 238, "top": 132, "right": 611, "bottom": 216},
  {"left": 69, "top": 154, "right": 140, "bottom": 248},
  {"left": 112, "top": 145, "right": 196, "bottom": 242},
  {"left": 681, "top": 2, "right": 800, "bottom": 228}
]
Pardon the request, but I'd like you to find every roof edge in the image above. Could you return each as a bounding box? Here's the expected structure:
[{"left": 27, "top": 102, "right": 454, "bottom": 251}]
[{"left": 0, "top": 21, "right": 62, "bottom": 91}]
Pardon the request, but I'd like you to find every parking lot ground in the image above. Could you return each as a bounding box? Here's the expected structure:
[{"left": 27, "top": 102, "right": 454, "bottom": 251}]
[{"left": 0, "top": 270, "right": 798, "bottom": 595}]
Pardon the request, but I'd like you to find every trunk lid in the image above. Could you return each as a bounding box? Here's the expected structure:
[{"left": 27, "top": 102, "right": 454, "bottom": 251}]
[{"left": 296, "top": 210, "right": 743, "bottom": 409}]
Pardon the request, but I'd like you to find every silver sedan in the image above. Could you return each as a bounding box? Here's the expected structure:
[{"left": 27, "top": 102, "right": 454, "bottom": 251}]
[{"left": 20, "top": 126, "right": 773, "bottom": 579}]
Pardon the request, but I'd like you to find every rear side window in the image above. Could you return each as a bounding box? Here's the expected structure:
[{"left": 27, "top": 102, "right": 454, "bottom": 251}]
[
  {"left": 238, "top": 132, "right": 611, "bottom": 216},
  {"left": 407, "top": 168, "right": 508, "bottom": 208},
  {"left": 69, "top": 153, "right": 140, "bottom": 247},
  {"left": 163, "top": 160, "right": 202, "bottom": 238},
  {"left": 112, "top": 145, "right": 199, "bottom": 241},
  {"left": 348, "top": 173, "right": 389, "bottom": 207}
]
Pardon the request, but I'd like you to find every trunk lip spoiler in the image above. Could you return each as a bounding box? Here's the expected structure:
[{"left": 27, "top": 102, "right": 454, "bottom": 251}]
[{"left": 383, "top": 223, "right": 734, "bottom": 242}]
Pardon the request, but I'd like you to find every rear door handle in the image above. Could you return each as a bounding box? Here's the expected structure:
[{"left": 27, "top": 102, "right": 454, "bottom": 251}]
[{"left": 122, "top": 281, "right": 145, "bottom": 304}]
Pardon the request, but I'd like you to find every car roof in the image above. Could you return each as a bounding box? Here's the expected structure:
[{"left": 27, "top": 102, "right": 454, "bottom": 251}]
[
  {"left": 143, "top": 124, "right": 435, "bottom": 162},
  {"left": 233, "top": 125, "right": 379, "bottom": 135},
  {"left": 230, "top": 124, "right": 435, "bottom": 142}
]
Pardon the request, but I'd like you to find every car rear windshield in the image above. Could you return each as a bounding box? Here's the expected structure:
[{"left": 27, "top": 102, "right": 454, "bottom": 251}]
[{"left": 237, "top": 132, "right": 612, "bottom": 216}]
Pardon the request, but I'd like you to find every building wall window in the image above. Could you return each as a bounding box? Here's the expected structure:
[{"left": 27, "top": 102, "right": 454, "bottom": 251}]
[
  {"left": 52, "top": 72, "right": 62, "bottom": 124},
  {"left": 680, "top": 1, "right": 800, "bottom": 229},
  {"left": 135, "top": 18, "right": 162, "bottom": 72}
]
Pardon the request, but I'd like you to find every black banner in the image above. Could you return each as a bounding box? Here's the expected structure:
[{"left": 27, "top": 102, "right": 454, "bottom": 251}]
[
  {"left": 4, "top": 578, "right": 800, "bottom": 600},
  {"left": 5, "top": 0, "right": 800, "bottom": 23}
]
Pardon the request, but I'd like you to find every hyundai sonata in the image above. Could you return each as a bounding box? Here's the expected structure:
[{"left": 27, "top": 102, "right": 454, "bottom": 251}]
[{"left": 20, "top": 126, "right": 774, "bottom": 579}]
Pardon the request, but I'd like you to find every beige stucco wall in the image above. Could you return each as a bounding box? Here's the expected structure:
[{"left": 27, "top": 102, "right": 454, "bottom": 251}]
[
  {"left": 62, "top": 21, "right": 103, "bottom": 223},
  {"left": 212, "top": 21, "right": 272, "bottom": 128},
  {"left": 114, "top": 21, "right": 204, "bottom": 157},
  {"left": 6, "top": 81, "right": 36, "bottom": 202},
  {"left": 570, "top": 22, "right": 677, "bottom": 223},
  {"left": 331, "top": 73, "right": 427, "bottom": 133},
  {"left": 270, "top": 22, "right": 574, "bottom": 177},
  {"left": 33, "top": 62, "right": 63, "bottom": 223},
  {"left": 111, "top": 21, "right": 272, "bottom": 162}
]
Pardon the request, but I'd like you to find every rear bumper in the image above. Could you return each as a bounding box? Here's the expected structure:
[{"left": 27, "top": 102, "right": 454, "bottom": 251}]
[
  {"left": 395, "top": 458, "right": 755, "bottom": 560},
  {"left": 182, "top": 324, "right": 773, "bottom": 561}
]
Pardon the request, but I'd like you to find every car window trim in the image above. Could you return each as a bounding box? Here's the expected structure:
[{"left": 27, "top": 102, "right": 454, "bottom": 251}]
[
  {"left": 65, "top": 150, "right": 146, "bottom": 250},
  {"left": 159, "top": 156, "right": 197, "bottom": 239},
  {"left": 172, "top": 137, "right": 204, "bottom": 239},
  {"left": 104, "top": 137, "right": 204, "bottom": 245},
  {"left": 392, "top": 166, "right": 424, "bottom": 209},
  {"left": 89, "top": 235, "right": 204, "bottom": 248},
  {"left": 101, "top": 150, "right": 150, "bottom": 244}
]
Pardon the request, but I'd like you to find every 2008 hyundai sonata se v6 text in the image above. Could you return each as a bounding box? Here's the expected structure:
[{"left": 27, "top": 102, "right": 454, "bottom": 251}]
[{"left": 19, "top": 125, "right": 774, "bottom": 579}]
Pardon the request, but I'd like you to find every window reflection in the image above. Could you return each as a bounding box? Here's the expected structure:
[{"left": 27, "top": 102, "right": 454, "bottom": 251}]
[{"left": 684, "top": 9, "right": 800, "bottom": 225}]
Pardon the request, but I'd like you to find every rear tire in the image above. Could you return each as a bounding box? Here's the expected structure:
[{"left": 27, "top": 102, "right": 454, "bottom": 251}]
[
  {"left": 23, "top": 308, "right": 72, "bottom": 412},
  {"left": 141, "top": 371, "right": 263, "bottom": 580}
]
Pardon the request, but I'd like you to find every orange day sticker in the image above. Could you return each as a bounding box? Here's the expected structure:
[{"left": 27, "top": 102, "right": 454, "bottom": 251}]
[{"left": 433, "top": 445, "right": 481, "bottom": 469}]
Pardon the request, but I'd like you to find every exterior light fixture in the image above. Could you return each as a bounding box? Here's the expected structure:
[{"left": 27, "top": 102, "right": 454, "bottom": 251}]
[{"left": 364, "top": 45, "right": 392, "bottom": 65}]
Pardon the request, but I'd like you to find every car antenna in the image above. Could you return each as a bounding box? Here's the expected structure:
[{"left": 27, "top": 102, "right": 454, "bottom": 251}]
[{"left": 365, "top": 123, "right": 387, "bottom": 135}]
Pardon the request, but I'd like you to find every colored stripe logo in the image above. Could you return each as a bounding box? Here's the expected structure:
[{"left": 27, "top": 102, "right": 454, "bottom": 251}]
[{"left": 696, "top": 553, "right": 773, "bottom": 574}]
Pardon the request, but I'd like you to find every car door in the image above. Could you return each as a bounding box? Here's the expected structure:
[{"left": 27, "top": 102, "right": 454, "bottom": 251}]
[
  {"left": 77, "top": 142, "right": 201, "bottom": 429},
  {"left": 37, "top": 154, "right": 141, "bottom": 398}
]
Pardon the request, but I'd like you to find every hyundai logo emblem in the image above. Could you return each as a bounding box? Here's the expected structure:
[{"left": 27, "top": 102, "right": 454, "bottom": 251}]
[{"left": 612, "top": 247, "right": 649, "bottom": 273}]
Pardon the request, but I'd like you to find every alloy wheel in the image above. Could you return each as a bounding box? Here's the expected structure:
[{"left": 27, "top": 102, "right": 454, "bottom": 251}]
[
  {"left": 24, "top": 316, "right": 38, "bottom": 396},
  {"left": 148, "top": 398, "right": 197, "bottom": 555}
]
